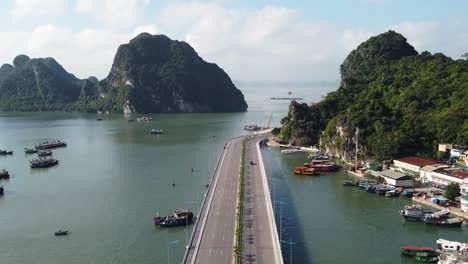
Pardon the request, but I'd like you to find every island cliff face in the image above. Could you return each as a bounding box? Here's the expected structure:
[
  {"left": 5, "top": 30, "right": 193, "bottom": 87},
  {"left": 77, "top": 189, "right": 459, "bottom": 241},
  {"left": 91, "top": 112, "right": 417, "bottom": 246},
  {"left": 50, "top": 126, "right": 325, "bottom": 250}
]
[
  {"left": 0, "top": 33, "right": 247, "bottom": 113},
  {"left": 279, "top": 30, "right": 468, "bottom": 160}
]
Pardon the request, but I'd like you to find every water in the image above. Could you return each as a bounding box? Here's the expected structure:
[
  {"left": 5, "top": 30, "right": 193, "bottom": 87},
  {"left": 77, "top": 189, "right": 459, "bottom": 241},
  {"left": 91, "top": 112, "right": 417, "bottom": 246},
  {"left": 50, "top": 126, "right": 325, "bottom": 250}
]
[
  {"left": 2, "top": 82, "right": 463, "bottom": 264},
  {"left": 262, "top": 149, "right": 467, "bottom": 264},
  {"left": 0, "top": 83, "right": 328, "bottom": 264}
]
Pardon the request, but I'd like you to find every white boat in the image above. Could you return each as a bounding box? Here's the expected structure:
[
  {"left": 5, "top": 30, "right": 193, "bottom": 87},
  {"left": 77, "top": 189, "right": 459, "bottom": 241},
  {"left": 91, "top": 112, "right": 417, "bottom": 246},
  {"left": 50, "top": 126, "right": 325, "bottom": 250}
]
[
  {"left": 281, "top": 149, "right": 304, "bottom": 155},
  {"left": 136, "top": 116, "right": 153, "bottom": 122},
  {"left": 150, "top": 129, "right": 164, "bottom": 135},
  {"left": 244, "top": 124, "right": 261, "bottom": 131}
]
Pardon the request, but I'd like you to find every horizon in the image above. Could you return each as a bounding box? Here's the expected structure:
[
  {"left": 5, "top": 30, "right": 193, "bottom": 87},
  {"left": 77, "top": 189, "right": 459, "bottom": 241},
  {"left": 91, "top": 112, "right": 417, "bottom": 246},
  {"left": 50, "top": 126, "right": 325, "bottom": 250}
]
[{"left": 0, "top": 0, "right": 467, "bottom": 81}]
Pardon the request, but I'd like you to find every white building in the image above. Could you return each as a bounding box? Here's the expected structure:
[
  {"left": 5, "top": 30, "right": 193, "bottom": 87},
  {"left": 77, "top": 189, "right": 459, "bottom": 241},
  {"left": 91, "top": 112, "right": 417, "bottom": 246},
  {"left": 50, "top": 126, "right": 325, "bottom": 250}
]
[
  {"left": 438, "top": 143, "right": 453, "bottom": 152},
  {"left": 461, "top": 178, "right": 468, "bottom": 213},
  {"left": 421, "top": 167, "right": 468, "bottom": 187},
  {"left": 380, "top": 170, "right": 414, "bottom": 187},
  {"left": 391, "top": 156, "right": 439, "bottom": 177}
]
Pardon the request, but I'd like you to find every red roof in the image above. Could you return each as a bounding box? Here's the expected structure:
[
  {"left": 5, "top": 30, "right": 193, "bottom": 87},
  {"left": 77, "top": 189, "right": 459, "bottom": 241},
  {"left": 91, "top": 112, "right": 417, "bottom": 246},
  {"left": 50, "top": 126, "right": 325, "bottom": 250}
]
[
  {"left": 395, "top": 157, "right": 439, "bottom": 167},
  {"left": 452, "top": 170, "right": 468, "bottom": 179},
  {"left": 401, "top": 246, "right": 434, "bottom": 252}
]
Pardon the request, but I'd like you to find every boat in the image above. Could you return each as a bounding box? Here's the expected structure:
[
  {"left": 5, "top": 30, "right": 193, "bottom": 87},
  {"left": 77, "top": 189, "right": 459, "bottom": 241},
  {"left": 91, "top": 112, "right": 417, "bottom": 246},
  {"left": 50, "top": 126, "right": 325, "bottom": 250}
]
[
  {"left": 154, "top": 209, "right": 194, "bottom": 227},
  {"left": 38, "top": 150, "right": 53, "bottom": 157},
  {"left": 305, "top": 163, "right": 338, "bottom": 172},
  {"left": 401, "top": 246, "right": 438, "bottom": 257},
  {"left": 0, "top": 186, "right": 4, "bottom": 195},
  {"left": 128, "top": 119, "right": 135, "bottom": 122},
  {"left": 385, "top": 189, "right": 400, "bottom": 197},
  {"left": 24, "top": 147, "right": 38, "bottom": 154},
  {"left": 308, "top": 154, "right": 329, "bottom": 160},
  {"left": 403, "top": 189, "right": 415, "bottom": 197},
  {"left": 400, "top": 205, "right": 433, "bottom": 221},
  {"left": 244, "top": 124, "right": 261, "bottom": 131},
  {"left": 96, "top": 118, "right": 103, "bottom": 121},
  {"left": 366, "top": 185, "right": 376, "bottom": 193},
  {"left": 30, "top": 158, "right": 59, "bottom": 168},
  {"left": 0, "top": 169, "right": 9, "bottom": 179},
  {"left": 423, "top": 217, "right": 464, "bottom": 227},
  {"left": 423, "top": 208, "right": 450, "bottom": 220},
  {"left": 358, "top": 179, "right": 378, "bottom": 189},
  {"left": 281, "top": 149, "right": 304, "bottom": 155},
  {"left": 35, "top": 140, "right": 67, "bottom": 150},
  {"left": 376, "top": 186, "right": 394, "bottom": 195},
  {"left": 294, "top": 166, "right": 319, "bottom": 176},
  {"left": 0, "top": 150, "right": 13, "bottom": 155},
  {"left": 136, "top": 116, "right": 152, "bottom": 122},
  {"left": 343, "top": 180, "right": 355, "bottom": 186},
  {"left": 150, "top": 129, "right": 164, "bottom": 135},
  {"left": 54, "top": 230, "right": 68, "bottom": 236},
  {"left": 414, "top": 256, "right": 438, "bottom": 262}
]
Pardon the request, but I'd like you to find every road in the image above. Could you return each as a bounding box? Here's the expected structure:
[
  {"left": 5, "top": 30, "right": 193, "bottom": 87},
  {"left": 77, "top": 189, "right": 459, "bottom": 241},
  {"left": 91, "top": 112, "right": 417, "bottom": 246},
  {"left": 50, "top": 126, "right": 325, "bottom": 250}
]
[
  {"left": 184, "top": 137, "right": 243, "bottom": 264},
  {"left": 241, "top": 137, "right": 283, "bottom": 263}
]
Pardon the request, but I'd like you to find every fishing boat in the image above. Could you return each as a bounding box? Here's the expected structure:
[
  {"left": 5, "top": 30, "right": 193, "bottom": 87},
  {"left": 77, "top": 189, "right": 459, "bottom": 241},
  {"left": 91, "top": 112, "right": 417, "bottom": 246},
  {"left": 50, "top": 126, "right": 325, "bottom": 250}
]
[
  {"left": 54, "top": 230, "right": 69, "bottom": 236},
  {"left": 35, "top": 140, "right": 67, "bottom": 150},
  {"left": 305, "top": 162, "right": 339, "bottom": 172},
  {"left": 38, "top": 150, "right": 53, "bottom": 157},
  {"left": 385, "top": 189, "right": 400, "bottom": 197},
  {"left": 401, "top": 246, "right": 438, "bottom": 257},
  {"left": 414, "top": 256, "right": 438, "bottom": 262},
  {"left": 154, "top": 209, "right": 194, "bottom": 227},
  {"left": 24, "top": 147, "right": 38, "bottom": 154},
  {"left": 376, "top": 186, "right": 394, "bottom": 195},
  {"left": 281, "top": 149, "right": 304, "bottom": 155},
  {"left": 308, "top": 154, "right": 329, "bottom": 160},
  {"left": 400, "top": 205, "right": 433, "bottom": 222},
  {"left": 150, "top": 129, "right": 164, "bottom": 135},
  {"left": 366, "top": 185, "right": 376, "bottom": 193},
  {"left": 294, "top": 166, "right": 319, "bottom": 176},
  {"left": 343, "top": 180, "right": 355, "bottom": 186},
  {"left": 358, "top": 179, "right": 378, "bottom": 189},
  {"left": 423, "top": 208, "right": 450, "bottom": 220},
  {"left": 0, "top": 150, "right": 13, "bottom": 155},
  {"left": 30, "top": 158, "right": 59, "bottom": 168},
  {"left": 403, "top": 189, "right": 415, "bottom": 197},
  {"left": 0, "top": 169, "right": 9, "bottom": 179},
  {"left": 136, "top": 116, "right": 152, "bottom": 122},
  {"left": 423, "top": 217, "right": 464, "bottom": 227}
]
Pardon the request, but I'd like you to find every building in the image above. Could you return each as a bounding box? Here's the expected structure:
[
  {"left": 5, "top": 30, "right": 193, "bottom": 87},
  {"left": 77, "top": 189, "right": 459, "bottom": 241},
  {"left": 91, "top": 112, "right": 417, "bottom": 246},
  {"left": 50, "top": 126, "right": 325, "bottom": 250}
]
[
  {"left": 391, "top": 156, "right": 439, "bottom": 177},
  {"left": 450, "top": 147, "right": 467, "bottom": 158},
  {"left": 421, "top": 167, "right": 468, "bottom": 188},
  {"left": 438, "top": 143, "right": 453, "bottom": 152},
  {"left": 420, "top": 164, "right": 451, "bottom": 182},
  {"left": 379, "top": 170, "right": 414, "bottom": 187},
  {"left": 461, "top": 178, "right": 468, "bottom": 213}
]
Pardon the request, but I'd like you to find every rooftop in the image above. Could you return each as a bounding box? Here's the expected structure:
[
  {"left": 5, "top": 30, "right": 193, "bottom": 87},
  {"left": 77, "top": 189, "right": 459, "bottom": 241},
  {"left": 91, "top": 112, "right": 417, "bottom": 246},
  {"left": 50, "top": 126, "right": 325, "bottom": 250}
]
[
  {"left": 395, "top": 156, "right": 439, "bottom": 167},
  {"left": 380, "top": 170, "right": 412, "bottom": 180}
]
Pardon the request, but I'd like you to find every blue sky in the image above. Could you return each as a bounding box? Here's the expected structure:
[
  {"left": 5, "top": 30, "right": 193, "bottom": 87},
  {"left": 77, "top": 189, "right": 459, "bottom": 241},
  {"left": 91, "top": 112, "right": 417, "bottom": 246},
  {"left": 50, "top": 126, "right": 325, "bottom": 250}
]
[{"left": 0, "top": 0, "right": 466, "bottom": 80}]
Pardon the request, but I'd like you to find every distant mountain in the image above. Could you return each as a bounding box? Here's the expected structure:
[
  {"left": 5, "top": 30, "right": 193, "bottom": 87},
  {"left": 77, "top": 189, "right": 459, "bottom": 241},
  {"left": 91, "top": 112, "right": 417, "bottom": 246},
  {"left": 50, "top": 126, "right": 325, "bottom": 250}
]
[
  {"left": 278, "top": 30, "right": 468, "bottom": 160},
  {"left": 0, "top": 33, "right": 247, "bottom": 113}
]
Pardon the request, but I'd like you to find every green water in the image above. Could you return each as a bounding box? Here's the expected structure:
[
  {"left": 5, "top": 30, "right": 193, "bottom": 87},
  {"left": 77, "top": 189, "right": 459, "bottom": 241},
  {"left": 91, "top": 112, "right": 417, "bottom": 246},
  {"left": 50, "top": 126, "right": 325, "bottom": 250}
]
[{"left": 262, "top": 148, "right": 467, "bottom": 264}]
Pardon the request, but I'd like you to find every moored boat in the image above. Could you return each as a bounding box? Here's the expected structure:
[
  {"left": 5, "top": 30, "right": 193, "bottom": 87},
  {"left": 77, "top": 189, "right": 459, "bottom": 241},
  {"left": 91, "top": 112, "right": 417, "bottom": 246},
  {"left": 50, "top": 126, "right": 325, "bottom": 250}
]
[
  {"left": 0, "top": 150, "right": 13, "bottom": 155},
  {"left": 343, "top": 180, "right": 355, "bottom": 186},
  {"left": 400, "top": 205, "right": 433, "bottom": 221},
  {"left": 376, "top": 186, "right": 394, "bottom": 195},
  {"left": 281, "top": 149, "right": 304, "bottom": 155},
  {"left": 401, "top": 246, "right": 438, "bottom": 257},
  {"left": 154, "top": 209, "right": 194, "bottom": 227},
  {"left": 385, "top": 189, "right": 400, "bottom": 197},
  {"left": 403, "top": 189, "right": 415, "bottom": 197},
  {"left": 24, "top": 147, "right": 38, "bottom": 154},
  {"left": 38, "top": 150, "right": 53, "bottom": 157},
  {"left": 54, "top": 230, "right": 68, "bottom": 236},
  {"left": 423, "top": 217, "right": 464, "bottom": 227},
  {"left": 366, "top": 185, "right": 376, "bottom": 193},
  {"left": 30, "top": 158, "right": 59, "bottom": 168},
  {"left": 308, "top": 154, "right": 329, "bottom": 160},
  {"left": 294, "top": 166, "right": 319, "bottom": 176},
  {"left": 150, "top": 129, "right": 164, "bottom": 135},
  {"left": 0, "top": 169, "right": 9, "bottom": 179},
  {"left": 35, "top": 140, "right": 67, "bottom": 150},
  {"left": 244, "top": 124, "right": 261, "bottom": 131}
]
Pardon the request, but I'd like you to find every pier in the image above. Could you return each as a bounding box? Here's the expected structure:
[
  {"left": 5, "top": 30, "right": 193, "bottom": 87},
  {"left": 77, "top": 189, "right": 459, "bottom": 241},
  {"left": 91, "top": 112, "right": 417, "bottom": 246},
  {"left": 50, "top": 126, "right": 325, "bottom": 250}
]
[
  {"left": 183, "top": 135, "right": 282, "bottom": 264},
  {"left": 412, "top": 197, "right": 468, "bottom": 220}
]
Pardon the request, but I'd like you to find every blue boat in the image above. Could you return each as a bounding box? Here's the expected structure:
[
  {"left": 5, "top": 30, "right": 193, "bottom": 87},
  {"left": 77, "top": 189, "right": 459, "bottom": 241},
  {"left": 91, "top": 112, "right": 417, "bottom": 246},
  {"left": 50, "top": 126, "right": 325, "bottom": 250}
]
[
  {"left": 376, "top": 186, "right": 394, "bottom": 195},
  {"left": 366, "top": 185, "right": 376, "bottom": 193}
]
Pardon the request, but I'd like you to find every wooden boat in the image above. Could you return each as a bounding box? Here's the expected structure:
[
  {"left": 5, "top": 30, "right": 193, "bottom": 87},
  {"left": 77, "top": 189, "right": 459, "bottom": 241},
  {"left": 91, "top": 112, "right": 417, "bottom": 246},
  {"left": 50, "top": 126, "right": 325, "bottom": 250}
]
[
  {"left": 400, "top": 205, "right": 433, "bottom": 222},
  {"left": 54, "top": 230, "right": 68, "bottom": 236},
  {"left": 401, "top": 246, "right": 438, "bottom": 257},
  {"left": 294, "top": 166, "right": 319, "bottom": 176}
]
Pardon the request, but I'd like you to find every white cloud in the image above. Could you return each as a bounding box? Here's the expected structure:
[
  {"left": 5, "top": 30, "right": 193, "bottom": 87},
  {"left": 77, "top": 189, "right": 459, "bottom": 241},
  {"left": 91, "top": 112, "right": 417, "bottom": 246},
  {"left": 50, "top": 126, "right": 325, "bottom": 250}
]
[
  {"left": 159, "top": 2, "right": 372, "bottom": 81},
  {"left": 12, "top": 0, "right": 68, "bottom": 19},
  {"left": 76, "top": 0, "right": 148, "bottom": 26},
  {"left": 132, "top": 24, "right": 159, "bottom": 38}
]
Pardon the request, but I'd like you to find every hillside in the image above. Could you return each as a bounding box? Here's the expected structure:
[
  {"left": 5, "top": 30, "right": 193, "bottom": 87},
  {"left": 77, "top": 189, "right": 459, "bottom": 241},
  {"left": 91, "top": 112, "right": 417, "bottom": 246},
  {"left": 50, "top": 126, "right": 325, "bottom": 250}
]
[{"left": 279, "top": 30, "right": 468, "bottom": 161}]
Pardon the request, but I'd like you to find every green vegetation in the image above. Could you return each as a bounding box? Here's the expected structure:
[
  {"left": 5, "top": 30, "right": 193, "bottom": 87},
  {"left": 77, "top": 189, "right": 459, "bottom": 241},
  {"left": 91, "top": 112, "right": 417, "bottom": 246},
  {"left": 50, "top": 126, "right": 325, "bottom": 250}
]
[
  {"left": 280, "top": 31, "right": 468, "bottom": 160},
  {"left": 443, "top": 183, "right": 461, "bottom": 201},
  {"left": 0, "top": 33, "right": 247, "bottom": 113},
  {"left": 234, "top": 137, "right": 247, "bottom": 263}
]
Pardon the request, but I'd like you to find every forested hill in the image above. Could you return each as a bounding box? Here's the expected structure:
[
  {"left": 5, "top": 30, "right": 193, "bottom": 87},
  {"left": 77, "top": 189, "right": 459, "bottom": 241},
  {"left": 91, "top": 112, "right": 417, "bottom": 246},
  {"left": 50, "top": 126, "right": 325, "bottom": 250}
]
[{"left": 279, "top": 30, "right": 468, "bottom": 161}]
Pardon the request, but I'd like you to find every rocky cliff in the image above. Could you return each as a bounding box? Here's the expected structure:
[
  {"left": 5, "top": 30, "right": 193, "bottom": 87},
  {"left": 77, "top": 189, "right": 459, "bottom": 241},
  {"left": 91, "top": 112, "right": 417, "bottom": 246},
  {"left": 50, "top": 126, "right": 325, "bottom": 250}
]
[
  {"left": 0, "top": 33, "right": 247, "bottom": 113},
  {"left": 279, "top": 30, "right": 468, "bottom": 161},
  {"left": 99, "top": 33, "right": 247, "bottom": 113}
]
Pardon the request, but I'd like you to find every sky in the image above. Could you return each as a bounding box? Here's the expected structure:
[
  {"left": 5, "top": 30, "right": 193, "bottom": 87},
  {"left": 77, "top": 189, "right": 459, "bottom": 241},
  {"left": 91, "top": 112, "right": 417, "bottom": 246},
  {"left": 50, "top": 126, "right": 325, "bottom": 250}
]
[{"left": 0, "top": 0, "right": 467, "bottom": 81}]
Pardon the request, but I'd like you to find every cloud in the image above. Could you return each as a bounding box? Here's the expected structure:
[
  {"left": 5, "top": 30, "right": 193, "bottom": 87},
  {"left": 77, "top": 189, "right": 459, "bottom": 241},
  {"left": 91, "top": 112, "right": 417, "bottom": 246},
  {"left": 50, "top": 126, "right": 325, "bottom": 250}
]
[
  {"left": 132, "top": 24, "right": 159, "bottom": 38},
  {"left": 76, "top": 0, "right": 149, "bottom": 26},
  {"left": 12, "top": 0, "right": 68, "bottom": 19},
  {"left": 159, "top": 2, "right": 372, "bottom": 81}
]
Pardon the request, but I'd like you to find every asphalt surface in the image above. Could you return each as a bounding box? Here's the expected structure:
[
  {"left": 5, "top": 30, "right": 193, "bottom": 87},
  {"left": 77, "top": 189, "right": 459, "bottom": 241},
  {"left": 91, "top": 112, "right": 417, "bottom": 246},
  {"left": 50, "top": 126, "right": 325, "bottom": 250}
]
[
  {"left": 185, "top": 137, "right": 243, "bottom": 264},
  {"left": 241, "top": 137, "right": 281, "bottom": 263}
]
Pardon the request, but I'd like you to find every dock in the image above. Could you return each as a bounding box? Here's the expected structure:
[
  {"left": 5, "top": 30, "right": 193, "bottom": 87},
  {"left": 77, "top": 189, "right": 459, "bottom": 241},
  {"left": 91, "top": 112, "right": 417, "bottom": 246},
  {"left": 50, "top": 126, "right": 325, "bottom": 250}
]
[{"left": 412, "top": 197, "right": 468, "bottom": 220}]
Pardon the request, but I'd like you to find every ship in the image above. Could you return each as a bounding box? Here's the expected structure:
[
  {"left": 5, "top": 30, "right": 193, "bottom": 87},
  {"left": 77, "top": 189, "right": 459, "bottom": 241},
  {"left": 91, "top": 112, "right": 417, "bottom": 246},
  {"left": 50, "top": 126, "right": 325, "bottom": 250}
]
[
  {"left": 154, "top": 209, "right": 194, "bottom": 227},
  {"left": 244, "top": 124, "right": 261, "bottom": 131},
  {"left": 38, "top": 150, "right": 53, "bottom": 157},
  {"left": 24, "top": 147, "right": 38, "bottom": 154},
  {"left": 304, "top": 160, "right": 338, "bottom": 172},
  {"left": 30, "top": 158, "right": 59, "bottom": 168},
  {"left": 423, "top": 217, "right": 464, "bottom": 227},
  {"left": 401, "top": 246, "right": 439, "bottom": 263},
  {"left": 0, "top": 150, "right": 13, "bottom": 155},
  {"left": 281, "top": 149, "right": 304, "bottom": 155}
]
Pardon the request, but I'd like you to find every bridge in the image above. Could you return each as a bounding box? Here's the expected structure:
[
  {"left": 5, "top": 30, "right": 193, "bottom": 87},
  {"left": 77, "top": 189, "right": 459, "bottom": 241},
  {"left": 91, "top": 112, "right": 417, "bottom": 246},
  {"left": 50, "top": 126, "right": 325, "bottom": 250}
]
[{"left": 183, "top": 134, "right": 283, "bottom": 263}]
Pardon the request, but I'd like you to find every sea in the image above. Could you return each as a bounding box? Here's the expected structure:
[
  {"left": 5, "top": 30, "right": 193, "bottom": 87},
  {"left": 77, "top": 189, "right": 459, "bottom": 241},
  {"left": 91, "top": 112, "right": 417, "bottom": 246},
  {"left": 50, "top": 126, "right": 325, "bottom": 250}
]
[{"left": 0, "top": 81, "right": 465, "bottom": 264}]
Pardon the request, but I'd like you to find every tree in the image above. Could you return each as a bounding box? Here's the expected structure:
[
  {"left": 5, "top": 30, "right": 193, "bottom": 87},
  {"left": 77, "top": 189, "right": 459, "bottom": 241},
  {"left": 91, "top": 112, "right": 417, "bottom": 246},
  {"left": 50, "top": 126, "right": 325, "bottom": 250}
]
[
  {"left": 462, "top": 53, "right": 468, "bottom": 60},
  {"left": 443, "top": 183, "right": 461, "bottom": 200}
]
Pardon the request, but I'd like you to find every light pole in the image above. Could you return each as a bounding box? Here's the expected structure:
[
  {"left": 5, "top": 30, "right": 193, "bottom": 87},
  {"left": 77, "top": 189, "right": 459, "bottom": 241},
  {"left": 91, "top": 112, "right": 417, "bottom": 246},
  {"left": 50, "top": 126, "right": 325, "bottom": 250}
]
[
  {"left": 281, "top": 238, "right": 296, "bottom": 264},
  {"left": 166, "top": 240, "right": 180, "bottom": 264}
]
